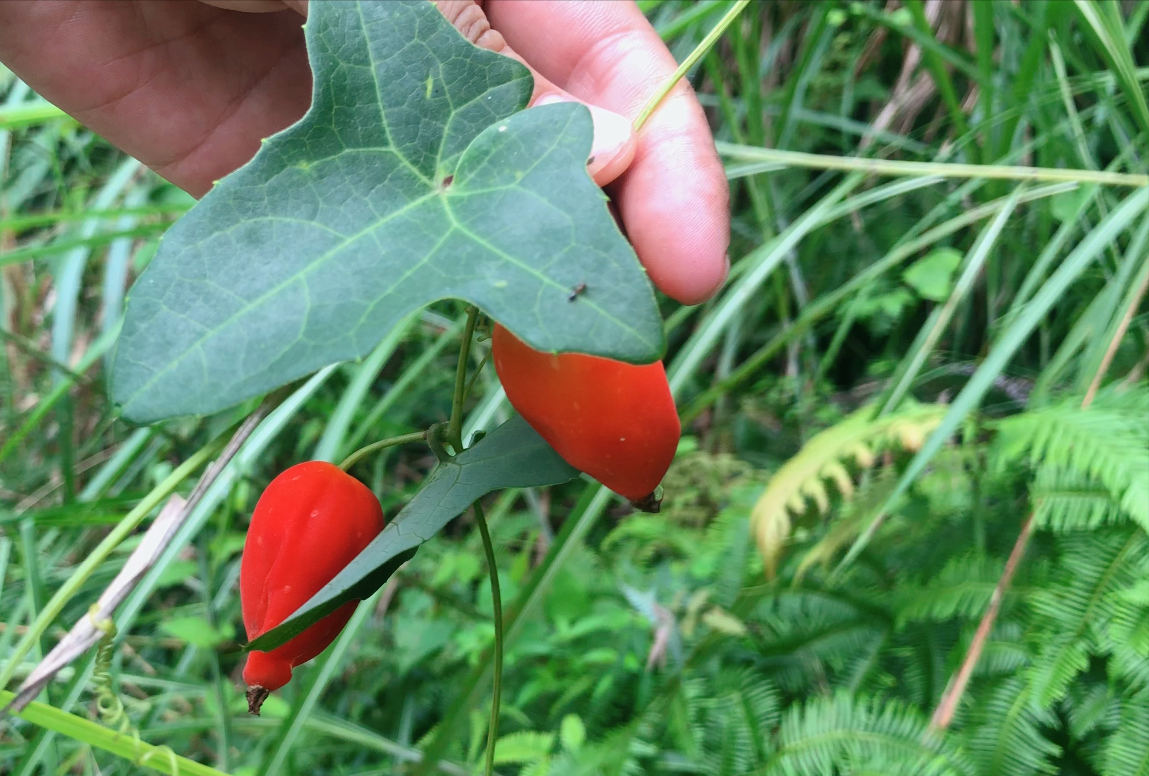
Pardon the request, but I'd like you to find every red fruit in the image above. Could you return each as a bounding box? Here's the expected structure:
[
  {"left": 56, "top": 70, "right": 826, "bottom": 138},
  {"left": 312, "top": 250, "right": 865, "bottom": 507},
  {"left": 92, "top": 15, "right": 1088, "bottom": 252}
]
[
  {"left": 491, "top": 324, "right": 680, "bottom": 504},
  {"left": 240, "top": 461, "right": 384, "bottom": 714}
]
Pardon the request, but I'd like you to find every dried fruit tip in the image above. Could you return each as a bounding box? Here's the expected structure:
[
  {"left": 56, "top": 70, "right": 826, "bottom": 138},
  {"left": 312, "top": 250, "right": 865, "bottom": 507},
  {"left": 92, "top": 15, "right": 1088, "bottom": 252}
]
[
  {"left": 630, "top": 491, "right": 663, "bottom": 514},
  {"left": 247, "top": 685, "right": 270, "bottom": 716}
]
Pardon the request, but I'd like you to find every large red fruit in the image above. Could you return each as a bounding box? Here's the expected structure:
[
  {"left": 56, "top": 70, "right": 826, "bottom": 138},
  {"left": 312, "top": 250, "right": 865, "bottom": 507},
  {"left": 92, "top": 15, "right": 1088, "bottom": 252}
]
[
  {"left": 240, "top": 461, "right": 384, "bottom": 713},
  {"left": 492, "top": 324, "right": 680, "bottom": 504}
]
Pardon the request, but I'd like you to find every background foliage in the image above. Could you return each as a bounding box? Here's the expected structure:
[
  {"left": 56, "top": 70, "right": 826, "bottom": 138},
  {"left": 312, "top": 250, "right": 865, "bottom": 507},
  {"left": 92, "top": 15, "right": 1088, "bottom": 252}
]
[{"left": 1, "top": 1, "right": 1148, "bottom": 775}]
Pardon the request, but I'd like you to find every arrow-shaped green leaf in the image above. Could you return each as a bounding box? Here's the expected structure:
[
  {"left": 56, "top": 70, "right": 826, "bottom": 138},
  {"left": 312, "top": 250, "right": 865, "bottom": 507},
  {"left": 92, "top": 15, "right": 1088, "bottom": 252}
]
[
  {"left": 245, "top": 413, "right": 578, "bottom": 652},
  {"left": 110, "top": 0, "right": 664, "bottom": 423}
]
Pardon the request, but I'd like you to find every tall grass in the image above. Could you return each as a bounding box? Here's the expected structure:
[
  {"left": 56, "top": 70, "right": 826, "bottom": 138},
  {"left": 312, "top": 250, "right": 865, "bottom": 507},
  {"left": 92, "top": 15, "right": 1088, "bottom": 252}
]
[{"left": 2, "top": 2, "right": 1147, "bottom": 775}]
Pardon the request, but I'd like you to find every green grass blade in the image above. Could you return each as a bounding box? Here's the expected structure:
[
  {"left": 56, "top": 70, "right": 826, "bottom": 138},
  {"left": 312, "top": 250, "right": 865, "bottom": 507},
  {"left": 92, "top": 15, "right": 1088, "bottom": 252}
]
[
  {"left": 256, "top": 583, "right": 390, "bottom": 776},
  {"left": 904, "top": 0, "right": 971, "bottom": 140},
  {"left": 880, "top": 186, "right": 1025, "bottom": 413},
  {"left": 838, "top": 185, "right": 1149, "bottom": 572},
  {"left": 314, "top": 313, "right": 417, "bottom": 463},
  {"left": 345, "top": 316, "right": 465, "bottom": 453},
  {"left": 0, "top": 100, "right": 69, "bottom": 130},
  {"left": 714, "top": 144, "right": 1149, "bottom": 187},
  {"left": 1073, "top": 0, "right": 1149, "bottom": 140},
  {"left": 77, "top": 429, "right": 154, "bottom": 503},
  {"left": 668, "top": 173, "right": 863, "bottom": 396},
  {"left": 0, "top": 441, "right": 221, "bottom": 690},
  {"left": 1, "top": 690, "right": 230, "bottom": 776}
]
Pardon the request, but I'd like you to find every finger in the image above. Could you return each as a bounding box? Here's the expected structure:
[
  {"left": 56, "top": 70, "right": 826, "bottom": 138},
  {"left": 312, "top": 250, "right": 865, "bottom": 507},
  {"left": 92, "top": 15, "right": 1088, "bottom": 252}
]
[
  {"left": 434, "top": 0, "right": 635, "bottom": 186},
  {"left": 198, "top": 0, "right": 308, "bottom": 15},
  {"left": 0, "top": 1, "right": 312, "bottom": 198},
  {"left": 485, "top": 0, "right": 730, "bottom": 305},
  {"left": 198, "top": 1, "right": 291, "bottom": 13},
  {"left": 198, "top": 0, "right": 635, "bottom": 184}
]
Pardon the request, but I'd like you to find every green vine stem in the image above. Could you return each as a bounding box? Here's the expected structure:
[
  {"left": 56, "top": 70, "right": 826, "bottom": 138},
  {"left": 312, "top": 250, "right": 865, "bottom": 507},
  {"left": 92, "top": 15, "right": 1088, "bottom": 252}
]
[
  {"left": 462, "top": 350, "right": 492, "bottom": 405},
  {"left": 473, "top": 500, "right": 503, "bottom": 776},
  {"left": 337, "top": 431, "right": 428, "bottom": 472},
  {"left": 448, "top": 307, "right": 481, "bottom": 454},
  {"left": 633, "top": 0, "right": 751, "bottom": 133},
  {"left": 426, "top": 423, "right": 454, "bottom": 464}
]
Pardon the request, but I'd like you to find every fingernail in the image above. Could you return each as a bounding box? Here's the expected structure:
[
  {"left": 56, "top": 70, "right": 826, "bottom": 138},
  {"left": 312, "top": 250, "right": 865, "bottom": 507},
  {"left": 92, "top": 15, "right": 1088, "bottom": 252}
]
[
  {"left": 584, "top": 104, "right": 634, "bottom": 179},
  {"left": 535, "top": 95, "right": 635, "bottom": 184}
]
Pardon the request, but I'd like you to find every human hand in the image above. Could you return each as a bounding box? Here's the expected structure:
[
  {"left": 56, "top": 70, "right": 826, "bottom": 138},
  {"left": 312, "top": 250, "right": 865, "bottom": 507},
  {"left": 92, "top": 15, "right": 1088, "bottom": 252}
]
[{"left": 0, "top": 0, "right": 729, "bottom": 304}]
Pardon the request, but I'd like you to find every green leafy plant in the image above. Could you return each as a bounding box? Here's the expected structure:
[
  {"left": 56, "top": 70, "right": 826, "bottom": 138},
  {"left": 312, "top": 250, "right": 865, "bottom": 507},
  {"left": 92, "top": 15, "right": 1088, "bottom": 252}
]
[
  {"left": 4, "top": 2, "right": 1149, "bottom": 776},
  {"left": 109, "top": 0, "right": 664, "bottom": 423}
]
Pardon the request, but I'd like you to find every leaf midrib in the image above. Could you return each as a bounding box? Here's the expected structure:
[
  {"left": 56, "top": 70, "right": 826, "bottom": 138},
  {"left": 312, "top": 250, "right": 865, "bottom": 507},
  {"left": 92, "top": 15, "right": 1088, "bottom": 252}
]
[{"left": 122, "top": 189, "right": 440, "bottom": 407}]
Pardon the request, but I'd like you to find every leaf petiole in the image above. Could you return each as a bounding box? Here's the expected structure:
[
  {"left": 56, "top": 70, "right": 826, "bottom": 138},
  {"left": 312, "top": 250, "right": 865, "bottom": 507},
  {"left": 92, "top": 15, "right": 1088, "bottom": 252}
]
[
  {"left": 448, "top": 307, "right": 481, "bottom": 454},
  {"left": 337, "top": 431, "right": 429, "bottom": 472},
  {"left": 426, "top": 423, "right": 454, "bottom": 464}
]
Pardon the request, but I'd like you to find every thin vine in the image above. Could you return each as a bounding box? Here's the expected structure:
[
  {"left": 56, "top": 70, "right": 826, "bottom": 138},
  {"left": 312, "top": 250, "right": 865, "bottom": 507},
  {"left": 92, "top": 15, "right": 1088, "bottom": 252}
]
[
  {"left": 87, "top": 607, "right": 182, "bottom": 775},
  {"left": 473, "top": 500, "right": 504, "bottom": 776},
  {"left": 338, "top": 431, "right": 428, "bottom": 472}
]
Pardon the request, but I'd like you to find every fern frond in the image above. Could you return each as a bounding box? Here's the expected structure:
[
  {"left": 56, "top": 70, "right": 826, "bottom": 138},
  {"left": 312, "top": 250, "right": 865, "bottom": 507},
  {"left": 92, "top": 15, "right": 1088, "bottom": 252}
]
[
  {"left": 1027, "top": 530, "right": 1149, "bottom": 707},
  {"left": 666, "top": 678, "right": 706, "bottom": 762},
  {"left": 795, "top": 467, "right": 900, "bottom": 582},
  {"left": 972, "top": 637, "right": 1032, "bottom": 681},
  {"left": 702, "top": 701, "right": 755, "bottom": 776},
  {"left": 1098, "top": 689, "right": 1149, "bottom": 776},
  {"left": 1105, "top": 580, "right": 1149, "bottom": 691},
  {"left": 1031, "top": 465, "right": 1127, "bottom": 532},
  {"left": 696, "top": 498, "right": 758, "bottom": 608},
  {"left": 889, "top": 623, "right": 954, "bottom": 709},
  {"left": 763, "top": 693, "right": 974, "bottom": 776},
  {"left": 993, "top": 387, "right": 1149, "bottom": 531},
  {"left": 753, "top": 588, "right": 890, "bottom": 692},
  {"left": 751, "top": 403, "right": 947, "bottom": 578},
  {"left": 1065, "top": 682, "right": 1119, "bottom": 741},
  {"left": 893, "top": 553, "right": 1009, "bottom": 626},
  {"left": 520, "top": 759, "right": 552, "bottom": 776},
  {"left": 601, "top": 513, "right": 700, "bottom": 563},
  {"left": 964, "top": 677, "right": 1060, "bottom": 776},
  {"left": 697, "top": 668, "right": 780, "bottom": 773}
]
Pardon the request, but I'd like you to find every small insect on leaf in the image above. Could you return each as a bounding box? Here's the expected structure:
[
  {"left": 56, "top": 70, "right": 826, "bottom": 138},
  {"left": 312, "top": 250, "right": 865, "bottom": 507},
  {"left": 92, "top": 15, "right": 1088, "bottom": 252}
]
[{"left": 568, "top": 283, "right": 588, "bottom": 302}]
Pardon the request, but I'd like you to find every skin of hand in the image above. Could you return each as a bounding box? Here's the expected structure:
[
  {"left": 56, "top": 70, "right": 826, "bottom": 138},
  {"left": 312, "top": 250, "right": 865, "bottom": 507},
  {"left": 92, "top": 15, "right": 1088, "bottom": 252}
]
[{"left": 0, "top": 0, "right": 729, "bottom": 305}]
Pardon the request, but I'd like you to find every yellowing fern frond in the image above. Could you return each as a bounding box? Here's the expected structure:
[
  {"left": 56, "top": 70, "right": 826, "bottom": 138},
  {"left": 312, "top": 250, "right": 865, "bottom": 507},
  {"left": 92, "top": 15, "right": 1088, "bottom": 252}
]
[{"left": 750, "top": 403, "right": 947, "bottom": 578}]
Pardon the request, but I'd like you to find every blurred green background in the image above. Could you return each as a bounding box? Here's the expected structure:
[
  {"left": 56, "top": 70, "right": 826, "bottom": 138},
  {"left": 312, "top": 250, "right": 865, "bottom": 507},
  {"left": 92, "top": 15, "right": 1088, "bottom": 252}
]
[{"left": 1, "top": 1, "right": 1148, "bottom": 775}]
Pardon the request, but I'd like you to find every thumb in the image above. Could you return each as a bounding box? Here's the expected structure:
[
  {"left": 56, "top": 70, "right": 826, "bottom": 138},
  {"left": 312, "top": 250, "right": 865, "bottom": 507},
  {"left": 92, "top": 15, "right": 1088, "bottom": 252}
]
[
  {"left": 200, "top": 0, "right": 636, "bottom": 185},
  {"left": 434, "top": 1, "right": 636, "bottom": 186}
]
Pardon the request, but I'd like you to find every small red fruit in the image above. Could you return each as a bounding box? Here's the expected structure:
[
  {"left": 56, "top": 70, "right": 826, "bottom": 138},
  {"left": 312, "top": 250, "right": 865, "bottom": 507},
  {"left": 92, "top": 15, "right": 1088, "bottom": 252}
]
[
  {"left": 240, "top": 461, "right": 384, "bottom": 714},
  {"left": 491, "top": 324, "right": 680, "bottom": 504}
]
